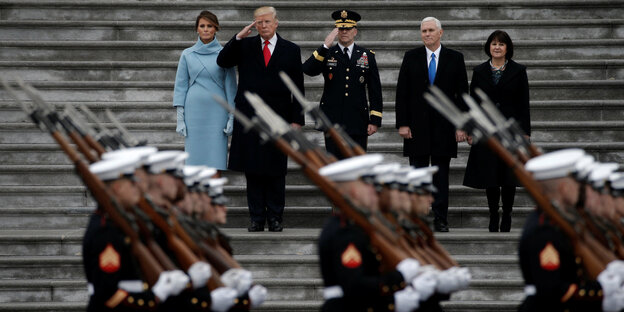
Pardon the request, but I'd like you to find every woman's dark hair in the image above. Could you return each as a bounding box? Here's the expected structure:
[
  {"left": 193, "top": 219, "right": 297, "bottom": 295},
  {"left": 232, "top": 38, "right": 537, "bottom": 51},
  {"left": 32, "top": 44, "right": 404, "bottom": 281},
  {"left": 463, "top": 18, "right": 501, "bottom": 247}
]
[
  {"left": 196, "top": 11, "right": 220, "bottom": 31},
  {"left": 484, "top": 30, "right": 513, "bottom": 60}
]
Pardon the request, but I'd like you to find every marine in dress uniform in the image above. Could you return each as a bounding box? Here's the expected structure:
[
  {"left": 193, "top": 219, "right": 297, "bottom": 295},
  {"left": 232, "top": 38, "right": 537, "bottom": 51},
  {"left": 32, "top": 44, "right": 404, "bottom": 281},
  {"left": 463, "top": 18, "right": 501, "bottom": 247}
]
[
  {"left": 302, "top": 10, "right": 383, "bottom": 158},
  {"left": 317, "top": 154, "right": 424, "bottom": 312},
  {"left": 519, "top": 149, "right": 624, "bottom": 312},
  {"left": 83, "top": 155, "right": 191, "bottom": 311}
]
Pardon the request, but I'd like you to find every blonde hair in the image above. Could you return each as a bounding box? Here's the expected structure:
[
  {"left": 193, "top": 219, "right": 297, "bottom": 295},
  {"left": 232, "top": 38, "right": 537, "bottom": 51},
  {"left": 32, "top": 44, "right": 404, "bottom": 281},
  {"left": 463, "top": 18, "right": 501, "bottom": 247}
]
[{"left": 254, "top": 6, "right": 277, "bottom": 20}]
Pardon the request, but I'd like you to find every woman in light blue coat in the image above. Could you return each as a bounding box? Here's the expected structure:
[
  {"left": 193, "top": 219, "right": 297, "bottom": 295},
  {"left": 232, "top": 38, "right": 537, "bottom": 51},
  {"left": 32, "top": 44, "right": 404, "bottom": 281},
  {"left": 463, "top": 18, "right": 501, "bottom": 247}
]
[{"left": 173, "top": 11, "right": 237, "bottom": 171}]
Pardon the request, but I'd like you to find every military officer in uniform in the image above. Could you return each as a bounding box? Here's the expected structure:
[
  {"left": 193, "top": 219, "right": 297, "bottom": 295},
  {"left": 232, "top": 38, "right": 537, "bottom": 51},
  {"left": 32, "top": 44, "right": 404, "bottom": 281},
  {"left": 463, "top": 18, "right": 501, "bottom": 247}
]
[
  {"left": 303, "top": 9, "right": 383, "bottom": 158},
  {"left": 519, "top": 149, "right": 624, "bottom": 312}
]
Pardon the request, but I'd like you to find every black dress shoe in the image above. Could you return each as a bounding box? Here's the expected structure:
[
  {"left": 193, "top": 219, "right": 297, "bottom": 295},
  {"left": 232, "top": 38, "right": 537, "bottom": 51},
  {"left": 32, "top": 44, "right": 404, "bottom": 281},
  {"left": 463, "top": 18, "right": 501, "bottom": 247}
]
[
  {"left": 433, "top": 220, "right": 449, "bottom": 232},
  {"left": 248, "top": 221, "right": 264, "bottom": 232},
  {"left": 268, "top": 220, "right": 283, "bottom": 232}
]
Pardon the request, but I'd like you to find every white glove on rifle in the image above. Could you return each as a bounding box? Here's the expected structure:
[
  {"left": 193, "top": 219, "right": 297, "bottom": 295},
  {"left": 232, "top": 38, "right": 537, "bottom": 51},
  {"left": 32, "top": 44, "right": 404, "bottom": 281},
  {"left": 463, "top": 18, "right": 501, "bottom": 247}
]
[
  {"left": 210, "top": 287, "right": 238, "bottom": 312},
  {"left": 249, "top": 284, "right": 268, "bottom": 308},
  {"left": 220, "top": 268, "right": 253, "bottom": 297},
  {"left": 396, "top": 258, "right": 421, "bottom": 282},
  {"left": 187, "top": 261, "right": 212, "bottom": 289},
  {"left": 394, "top": 286, "right": 420, "bottom": 312},
  {"left": 152, "top": 270, "right": 190, "bottom": 302},
  {"left": 176, "top": 106, "right": 187, "bottom": 137},
  {"left": 411, "top": 267, "right": 438, "bottom": 301}
]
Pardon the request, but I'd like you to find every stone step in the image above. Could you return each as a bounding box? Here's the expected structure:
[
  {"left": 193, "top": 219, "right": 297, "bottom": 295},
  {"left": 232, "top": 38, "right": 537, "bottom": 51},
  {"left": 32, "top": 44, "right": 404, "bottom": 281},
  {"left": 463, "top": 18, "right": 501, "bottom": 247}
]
[
  {"left": 1, "top": 141, "right": 623, "bottom": 167},
  {"left": 2, "top": 59, "right": 622, "bottom": 83},
  {"left": 0, "top": 228, "right": 521, "bottom": 257},
  {"left": 1, "top": 0, "right": 621, "bottom": 20},
  {"left": 1, "top": 19, "right": 622, "bottom": 41},
  {"left": 1, "top": 79, "right": 622, "bottom": 102},
  {"left": 0, "top": 254, "right": 521, "bottom": 280},
  {"left": 0, "top": 277, "right": 523, "bottom": 303},
  {"left": 0, "top": 182, "right": 547, "bottom": 208},
  {"left": 2, "top": 98, "right": 623, "bottom": 124},
  {"left": 0, "top": 201, "right": 533, "bottom": 230},
  {"left": 1, "top": 39, "right": 623, "bottom": 62},
  {"left": 3, "top": 118, "right": 624, "bottom": 145}
]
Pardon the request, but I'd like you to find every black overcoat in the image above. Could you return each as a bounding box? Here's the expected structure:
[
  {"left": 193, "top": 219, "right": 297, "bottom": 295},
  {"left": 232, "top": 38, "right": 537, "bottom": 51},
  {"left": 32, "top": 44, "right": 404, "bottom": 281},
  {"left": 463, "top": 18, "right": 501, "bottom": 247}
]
[
  {"left": 395, "top": 45, "right": 469, "bottom": 158},
  {"left": 463, "top": 59, "right": 530, "bottom": 188},
  {"left": 302, "top": 44, "right": 383, "bottom": 136},
  {"left": 217, "top": 34, "right": 305, "bottom": 176}
]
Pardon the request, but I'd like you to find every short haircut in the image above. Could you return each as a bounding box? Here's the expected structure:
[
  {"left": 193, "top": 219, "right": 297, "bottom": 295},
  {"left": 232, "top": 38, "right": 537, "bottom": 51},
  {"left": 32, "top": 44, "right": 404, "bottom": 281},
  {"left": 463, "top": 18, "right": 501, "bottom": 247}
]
[
  {"left": 485, "top": 30, "right": 514, "bottom": 60},
  {"left": 195, "top": 10, "right": 220, "bottom": 31},
  {"left": 254, "top": 6, "right": 277, "bottom": 20},
  {"left": 421, "top": 17, "right": 442, "bottom": 30}
]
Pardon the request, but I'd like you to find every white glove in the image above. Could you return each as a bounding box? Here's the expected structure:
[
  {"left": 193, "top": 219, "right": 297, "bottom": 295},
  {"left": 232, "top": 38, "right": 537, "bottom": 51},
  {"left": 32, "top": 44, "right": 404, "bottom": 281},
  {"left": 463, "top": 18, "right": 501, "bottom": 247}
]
[
  {"left": 220, "top": 268, "right": 253, "bottom": 297},
  {"left": 435, "top": 268, "right": 461, "bottom": 294},
  {"left": 452, "top": 267, "right": 472, "bottom": 291},
  {"left": 607, "top": 260, "right": 624, "bottom": 279},
  {"left": 187, "top": 261, "right": 212, "bottom": 289},
  {"left": 411, "top": 269, "right": 438, "bottom": 301},
  {"left": 249, "top": 284, "right": 268, "bottom": 308},
  {"left": 598, "top": 269, "right": 623, "bottom": 296},
  {"left": 176, "top": 106, "right": 187, "bottom": 137},
  {"left": 603, "top": 291, "right": 624, "bottom": 312},
  {"left": 394, "top": 286, "right": 420, "bottom": 312},
  {"left": 152, "top": 270, "right": 190, "bottom": 302},
  {"left": 223, "top": 113, "right": 234, "bottom": 136},
  {"left": 210, "top": 287, "right": 238, "bottom": 312},
  {"left": 396, "top": 258, "right": 421, "bottom": 282}
]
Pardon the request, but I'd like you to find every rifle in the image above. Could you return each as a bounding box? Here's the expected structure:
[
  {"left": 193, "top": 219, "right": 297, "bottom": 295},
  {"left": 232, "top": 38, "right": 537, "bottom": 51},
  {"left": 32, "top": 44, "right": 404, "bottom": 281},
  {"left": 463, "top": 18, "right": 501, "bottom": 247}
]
[
  {"left": 425, "top": 85, "right": 614, "bottom": 279},
  {"left": 279, "top": 71, "right": 364, "bottom": 158},
  {"left": 79, "top": 104, "right": 128, "bottom": 150},
  {"left": 63, "top": 104, "right": 109, "bottom": 157},
  {"left": 2, "top": 79, "right": 164, "bottom": 286},
  {"left": 215, "top": 92, "right": 411, "bottom": 268}
]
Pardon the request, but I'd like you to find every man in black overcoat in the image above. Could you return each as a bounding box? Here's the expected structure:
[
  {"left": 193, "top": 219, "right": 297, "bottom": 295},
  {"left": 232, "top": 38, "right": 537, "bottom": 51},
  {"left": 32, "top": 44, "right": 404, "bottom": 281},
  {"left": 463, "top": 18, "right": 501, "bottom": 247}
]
[
  {"left": 217, "top": 6, "right": 305, "bottom": 232},
  {"left": 302, "top": 9, "right": 382, "bottom": 158},
  {"left": 395, "top": 17, "right": 469, "bottom": 232}
]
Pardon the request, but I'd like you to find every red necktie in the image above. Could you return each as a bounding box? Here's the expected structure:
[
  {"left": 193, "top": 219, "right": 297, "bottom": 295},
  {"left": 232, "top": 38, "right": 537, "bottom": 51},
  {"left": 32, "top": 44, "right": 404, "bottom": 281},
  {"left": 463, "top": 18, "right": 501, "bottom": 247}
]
[{"left": 263, "top": 40, "right": 271, "bottom": 67}]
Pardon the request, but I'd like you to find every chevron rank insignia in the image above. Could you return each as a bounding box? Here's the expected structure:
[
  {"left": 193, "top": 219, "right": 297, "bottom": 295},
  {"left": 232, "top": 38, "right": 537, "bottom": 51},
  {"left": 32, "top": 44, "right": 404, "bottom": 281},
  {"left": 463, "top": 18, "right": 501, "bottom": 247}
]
[
  {"left": 539, "top": 242, "right": 560, "bottom": 271},
  {"left": 341, "top": 243, "right": 362, "bottom": 268},
  {"left": 99, "top": 243, "right": 121, "bottom": 273}
]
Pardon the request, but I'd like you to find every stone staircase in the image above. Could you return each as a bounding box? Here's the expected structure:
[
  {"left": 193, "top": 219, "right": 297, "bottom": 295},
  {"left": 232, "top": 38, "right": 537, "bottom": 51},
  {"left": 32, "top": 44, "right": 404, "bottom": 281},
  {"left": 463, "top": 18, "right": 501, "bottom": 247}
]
[{"left": 0, "top": 0, "right": 623, "bottom": 311}]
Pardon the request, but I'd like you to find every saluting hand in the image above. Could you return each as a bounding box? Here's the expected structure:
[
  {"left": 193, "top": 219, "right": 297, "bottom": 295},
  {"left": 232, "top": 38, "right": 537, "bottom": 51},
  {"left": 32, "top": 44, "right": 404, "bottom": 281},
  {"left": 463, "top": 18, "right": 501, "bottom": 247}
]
[
  {"left": 324, "top": 28, "right": 339, "bottom": 48},
  {"left": 237, "top": 21, "right": 256, "bottom": 39}
]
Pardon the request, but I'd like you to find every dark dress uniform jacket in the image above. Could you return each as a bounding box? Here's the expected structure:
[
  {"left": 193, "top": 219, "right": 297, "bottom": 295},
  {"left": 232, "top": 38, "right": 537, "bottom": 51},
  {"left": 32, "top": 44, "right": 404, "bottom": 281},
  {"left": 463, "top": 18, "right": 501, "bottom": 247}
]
[
  {"left": 217, "top": 34, "right": 305, "bottom": 176},
  {"left": 302, "top": 44, "right": 383, "bottom": 136},
  {"left": 395, "top": 45, "right": 469, "bottom": 158},
  {"left": 318, "top": 215, "right": 406, "bottom": 311},
  {"left": 463, "top": 59, "right": 530, "bottom": 188},
  {"left": 518, "top": 210, "right": 603, "bottom": 312}
]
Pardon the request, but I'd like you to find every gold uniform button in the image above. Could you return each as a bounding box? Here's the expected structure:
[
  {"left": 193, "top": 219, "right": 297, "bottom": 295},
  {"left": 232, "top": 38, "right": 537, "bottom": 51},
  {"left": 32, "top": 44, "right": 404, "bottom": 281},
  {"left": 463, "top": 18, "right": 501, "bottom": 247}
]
[
  {"left": 201, "top": 301, "right": 208, "bottom": 308},
  {"left": 589, "top": 290, "right": 595, "bottom": 296},
  {"left": 388, "top": 303, "right": 395, "bottom": 311},
  {"left": 137, "top": 299, "right": 144, "bottom": 306},
  {"left": 191, "top": 297, "right": 198, "bottom": 304},
  {"left": 346, "top": 76, "right": 349, "bottom": 80},
  {"left": 382, "top": 285, "right": 389, "bottom": 293},
  {"left": 127, "top": 296, "right": 134, "bottom": 304},
  {"left": 345, "top": 92, "right": 349, "bottom": 96},
  {"left": 234, "top": 298, "right": 239, "bottom": 304},
  {"left": 598, "top": 290, "right": 603, "bottom": 296},
  {"left": 243, "top": 299, "right": 249, "bottom": 305},
  {"left": 579, "top": 289, "right": 586, "bottom": 296},
  {"left": 575, "top": 257, "right": 582, "bottom": 264},
  {"left": 346, "top": 68, "right": 350, "bottom": 72},
  {"left": 345, "top": 84, "right": 349, "bottom": 88},
  {"left": 148, "top": 300, "right": 155, "bottom": 307}
]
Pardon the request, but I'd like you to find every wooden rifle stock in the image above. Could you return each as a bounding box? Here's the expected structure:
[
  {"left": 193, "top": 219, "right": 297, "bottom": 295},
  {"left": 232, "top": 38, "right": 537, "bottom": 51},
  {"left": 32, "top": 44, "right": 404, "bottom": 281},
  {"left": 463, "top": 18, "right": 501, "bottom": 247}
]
[
  {"left": 410, "top": 216, "right": 459, "bottom": 268},
  {"left": 130, "top": 206, "right": 178, "bottom": 271},
  {"left": 272, "top": 138, "right": 409, "bottom": 268},
  {"left": 485, "top": 135, "right": 612, "bottom": 278}
]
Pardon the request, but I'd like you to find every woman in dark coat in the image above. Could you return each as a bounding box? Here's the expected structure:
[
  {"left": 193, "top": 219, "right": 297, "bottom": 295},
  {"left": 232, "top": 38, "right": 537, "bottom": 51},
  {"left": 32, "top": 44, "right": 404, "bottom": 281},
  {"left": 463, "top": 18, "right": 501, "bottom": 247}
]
[{"left": 463, "top": 30, "right": 530, "bottom": 232}]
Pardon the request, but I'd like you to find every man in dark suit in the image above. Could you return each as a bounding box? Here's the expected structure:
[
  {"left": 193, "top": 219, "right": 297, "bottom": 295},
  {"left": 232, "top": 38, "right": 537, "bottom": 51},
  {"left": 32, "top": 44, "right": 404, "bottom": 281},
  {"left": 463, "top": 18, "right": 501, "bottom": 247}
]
[
  {"left": 302, "top": 9, "right": 382, "bottom": 159},
  {"left": 395, "top": 17, "right": 469, "bottom": 232},
  {"left": 217, "top": 6, "right": 305, "bottom": 232}
]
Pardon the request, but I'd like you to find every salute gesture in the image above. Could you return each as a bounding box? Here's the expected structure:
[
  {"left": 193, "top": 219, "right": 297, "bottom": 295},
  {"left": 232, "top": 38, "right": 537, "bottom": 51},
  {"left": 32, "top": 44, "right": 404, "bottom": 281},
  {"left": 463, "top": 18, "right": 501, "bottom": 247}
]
[
  {"left": 324, "top": 28, "right": 339, "bottom": 48},
  {"left": 236, "top": 21, "right": 256, "bottom": 39}
]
